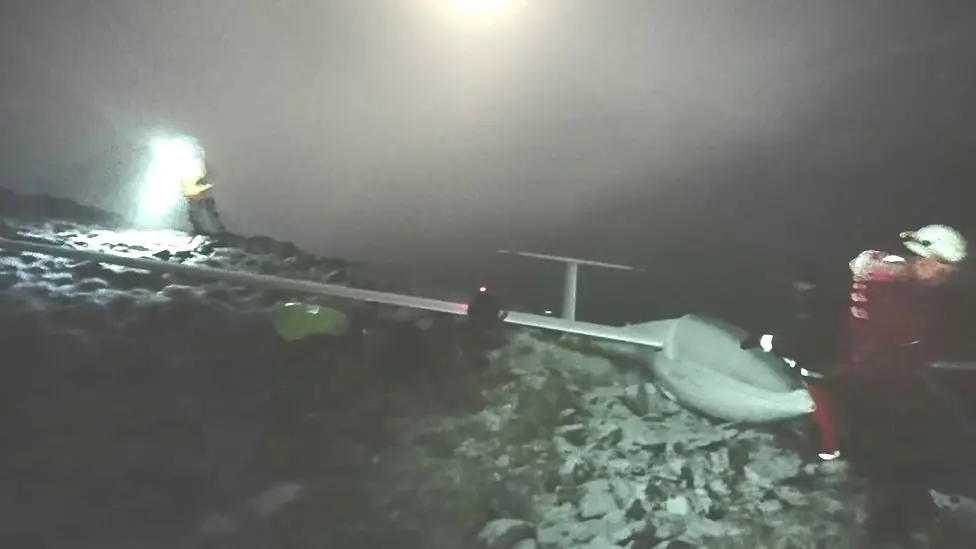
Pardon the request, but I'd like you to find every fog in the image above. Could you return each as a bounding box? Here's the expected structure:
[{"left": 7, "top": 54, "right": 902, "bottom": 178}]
[{"left": 3, "top": 0, "right": 976, "bottom": 322}]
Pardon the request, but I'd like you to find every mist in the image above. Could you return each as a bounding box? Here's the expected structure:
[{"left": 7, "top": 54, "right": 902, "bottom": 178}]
[{"left": 3, "top": 0, "right": 976, "bottom": 323}]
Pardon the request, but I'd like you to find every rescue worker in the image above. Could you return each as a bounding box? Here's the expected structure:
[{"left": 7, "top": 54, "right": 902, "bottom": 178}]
[
  {"left": 180, "top": 154, "right": 226, "bottom": 236},
  {"left": 742, "top": 259, "right": 844, "bottom": 371},
  {"left": 750, "top": 259, "right": 846, "bottom": 460},
  {"left": 466, "top": 286, "right": 508, "bottom": 334},
  {"left": 459, "top": 286, "right": 508, "bottom": 367},
  {"left": 839, "top": 223, "right": 967, "bottom": 390},
  {"left": 828, "top": 224, "right": 976, "bottom": 538}
]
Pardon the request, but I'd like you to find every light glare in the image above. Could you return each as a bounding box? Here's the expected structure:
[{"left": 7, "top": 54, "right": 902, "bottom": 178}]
[
  {"left": 136, "top": 135, "right": 206, "bottom": 226},
  {"left": 455, "top": 0, "right": 513, "bottom": 12},
  {"left": 149, "top": 137, "right": 205, "bottom": 183}
]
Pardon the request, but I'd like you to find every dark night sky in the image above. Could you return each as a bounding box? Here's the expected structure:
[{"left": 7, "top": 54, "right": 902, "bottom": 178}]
[{"left": 2, "top": 0, "right": 976, "bottom": 324}]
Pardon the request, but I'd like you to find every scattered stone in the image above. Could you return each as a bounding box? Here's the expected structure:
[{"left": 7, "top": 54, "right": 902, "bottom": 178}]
[
  {"left": 646, "top": 511, "right": 687, "bottom": 540},
  {"left": 624, "top": 498, "right": 647, "bottom": 521},
  {"left": 511, "top": 539, "right": 538, "bottom": 549},
  {"left": 596, "top": 424, "right": 623, "bottom": 446},
  {"left": 582, "top": 536, "right": 618, "bottom": 549},
  {"left": 246, "top": 482, "right": 305, "bottom": 517},
  {"left": 477, "top": 518, "right": 535, "bottom": 549},
  {"left": 559, "top": 454, "right": 594, "bottom": 486},
  {"left": 758, "top": 499, "right": 783, "bottom": 514},
  {"left": 608, "top": 519, "right": 645, "bottom": 545},
  {"left": 553, "top": 483, "right": 579, "bottom": 505},
  {"left": 665, "top": 496, "right": 691, "bottom": 516},
  {"left": 773, "top": 485, "right": 808, "bottom": 507},
  {"left": 579, "top": 480, "right": 620, "bottom": 519},
  {"left": 537, "top": 517, "right": 602, "bottom": 548},
  {"left": 621, "top": 383, "right": 653, "bottom": 417},
  {"left": 555, "top": 424, "right": 588, "bottom": 446},
  {"left": 742, "top": 442, "right": 803, "bottom": 485}
]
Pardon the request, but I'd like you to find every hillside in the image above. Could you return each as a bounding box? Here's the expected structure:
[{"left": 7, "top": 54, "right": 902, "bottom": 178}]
[{"left": 0, "top": 188, "right": 970, "bottom": 549}]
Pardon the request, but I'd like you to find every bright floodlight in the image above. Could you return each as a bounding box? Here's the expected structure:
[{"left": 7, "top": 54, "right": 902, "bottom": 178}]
[
  {"left": 456, "top": 0, "right": 514, "bottom": 12},
  {"left": 150, "top": 136, "right": 205, "bottom": 183},
  {"left": 136, "top": 135, "right": 205, "bottom": 225}
]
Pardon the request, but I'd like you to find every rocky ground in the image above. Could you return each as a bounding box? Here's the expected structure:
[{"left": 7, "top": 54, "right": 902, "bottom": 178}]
[{"left": 0, "top": 188, "right": 974, "bottom": 549}]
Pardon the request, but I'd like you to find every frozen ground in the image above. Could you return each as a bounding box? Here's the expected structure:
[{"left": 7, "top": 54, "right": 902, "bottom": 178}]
[{"left": 0, "top": 188, "right": 974, "bottom": 549}]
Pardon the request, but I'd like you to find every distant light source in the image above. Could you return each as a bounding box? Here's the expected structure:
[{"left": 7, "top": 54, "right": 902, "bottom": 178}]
[
  {"left": 454, "top": 0, "right": 514, "bottom": 12},
  {"left": 439, "top": 0, "right": 520, "bottom": 18},
  {"left": 136, "top": 135, "right": 205, "bottom": 226},
  {"left": 150, "top": 137, "right": 205, "bottom": 182}
]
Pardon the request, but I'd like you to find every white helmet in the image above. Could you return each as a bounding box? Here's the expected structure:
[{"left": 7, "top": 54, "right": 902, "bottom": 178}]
[{"left": 900, "top": 224, "right": 968, "bottom": 264}]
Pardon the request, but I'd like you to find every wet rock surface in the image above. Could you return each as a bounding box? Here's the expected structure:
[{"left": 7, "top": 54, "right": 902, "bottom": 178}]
[{"left": 1, "top": 190, "right": 975, "bottom": 549}]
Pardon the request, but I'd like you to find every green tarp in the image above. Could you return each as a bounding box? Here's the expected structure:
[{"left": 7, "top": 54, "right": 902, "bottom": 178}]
[{"left": 271, "top": 302, "right": 350, "bottom": 341}]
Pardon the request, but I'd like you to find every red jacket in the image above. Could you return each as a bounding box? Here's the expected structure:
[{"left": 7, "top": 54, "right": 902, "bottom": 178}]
[
  {"left": 833, "top": 251, "right": 976, "bottom": 469},
  {"left": 841, "top": 251, "right": 928, "bottom": 376}
]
